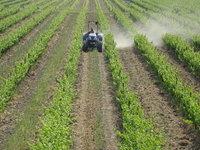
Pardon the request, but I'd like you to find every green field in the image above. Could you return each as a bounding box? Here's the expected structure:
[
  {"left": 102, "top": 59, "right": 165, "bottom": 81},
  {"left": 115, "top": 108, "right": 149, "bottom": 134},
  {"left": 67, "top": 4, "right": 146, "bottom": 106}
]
[{"left": 0, "top": 0, "right": 200, "bottom": 149}]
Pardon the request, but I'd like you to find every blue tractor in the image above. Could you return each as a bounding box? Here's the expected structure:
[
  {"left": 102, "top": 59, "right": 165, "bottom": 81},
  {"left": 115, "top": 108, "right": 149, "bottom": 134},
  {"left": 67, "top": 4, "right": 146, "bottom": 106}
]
[{"left": 82, "top": 21, "right": 103, "bottom": 52}]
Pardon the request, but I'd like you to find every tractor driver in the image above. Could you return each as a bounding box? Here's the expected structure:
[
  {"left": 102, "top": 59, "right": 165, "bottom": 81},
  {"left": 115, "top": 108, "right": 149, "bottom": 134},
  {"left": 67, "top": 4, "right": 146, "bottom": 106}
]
[
  {"left": 85, "top": 28, "right": 95, "bottom": 38},
  {"left": 89, "top": 28, "right": 94, "bottom": 34}
]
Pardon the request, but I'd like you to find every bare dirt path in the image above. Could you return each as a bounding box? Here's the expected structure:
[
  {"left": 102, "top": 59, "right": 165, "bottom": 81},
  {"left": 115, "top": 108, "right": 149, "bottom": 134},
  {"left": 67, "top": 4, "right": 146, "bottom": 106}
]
[
  {"left": 120, "top": 47, "right": 200, "bottom": 150},
  {"left": 159, "top": 47, "right": 200, "bottom": 92},
  {"left": 72, "top": 0, "right": 119, "bottom": 149},
  {"left": 72, "top": 51, "right": 119, "bottom": 150},
  {"left": 73, "top": 52, "right": 97, "bottom": 150},
  {"left": 98, "top": 54, "right": 120, "bottom": 150},
  {"left": 0, "top": 12, "right": 78, "bottom": 150}
]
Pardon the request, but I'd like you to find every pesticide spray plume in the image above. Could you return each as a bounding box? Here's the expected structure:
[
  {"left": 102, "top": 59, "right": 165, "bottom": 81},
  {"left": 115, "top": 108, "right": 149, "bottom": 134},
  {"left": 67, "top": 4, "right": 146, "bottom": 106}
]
[
  {"left": 137, "top": 20, "right": 177, "bottom": 46},
  {"left": 110, "top": 19, "right": 178, "bottom": 48},
  {"left": 111, "top": 24, "right": 134, "bottom": 49},
  {"left": 109, "top": 15, "right": 188, "bottom": 48},
  {"left": 111, "top": 20, "right": 173, "bottom": 48},
  {"left": 113, "top": 31, "right": 133, "bottom": 48}
]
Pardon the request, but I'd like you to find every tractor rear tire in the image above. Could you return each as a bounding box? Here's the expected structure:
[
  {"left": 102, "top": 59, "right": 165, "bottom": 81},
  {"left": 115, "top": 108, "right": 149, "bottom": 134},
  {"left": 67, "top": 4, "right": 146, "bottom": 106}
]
[
  {"left": 82, "top": 44, "right": 88, "bottom": 52},
  {"left": 97, "top": 43, "right": 103, "bottom": 52}
]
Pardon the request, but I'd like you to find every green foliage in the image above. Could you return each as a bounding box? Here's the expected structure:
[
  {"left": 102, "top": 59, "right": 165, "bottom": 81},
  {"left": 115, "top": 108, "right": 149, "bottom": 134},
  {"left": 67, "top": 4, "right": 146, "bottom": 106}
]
[
  {"left": 135, "top": 34, "right": 200, "bottom": 129},
  {"left": 0, "top": 4, "right": 20, "bottom": 18},
  {"left": 163, "top": 34, "right": 200, "bottom": 76},
  {"left": 95, "top": 0, "right": 109, "bottom": 32},
  {"left": 111, "top": 0, "right": 148, "bottom": 24},
  {"left": 192, "top": 35, "right": 200, "bottom": 50},
  {"left": 0, "top": 1, "right": 57, "bottom": 56},
  {"left": 30, "top": 1, "right": 87, "bottom": 149},
  {"left": 1, "top": 0, "right": 28, "bottom": 6},
  {"left": 0, "top": 0, "right": 55, "bottom": 33},
  {"left": 104, "top": 0, "right": 137, "bottom": 34},
  {"left": 0, "top": 2, "right": 37, "bottom": 32},
  {"left": 0, "top": 0, "right": 74, "bottom": 111},
  {"left": 131, "top": 0, "right": 199, "bottom": 32}
]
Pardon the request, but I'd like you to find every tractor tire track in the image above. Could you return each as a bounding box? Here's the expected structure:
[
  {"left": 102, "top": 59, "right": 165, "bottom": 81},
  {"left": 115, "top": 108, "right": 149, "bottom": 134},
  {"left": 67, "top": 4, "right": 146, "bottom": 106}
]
[
  {"left": 72, "top": 52, "right": 95, "bottom": 150},
  {"left": 0, "top": 13, "right": 77, "bottom": 150},
  {"left": 98, "top": 53, "right": 119, "bottom": 150},
  {"left": 72, "top": 51, "right": 119, "bottom": 150},
  {"left": 119, "top": 47, "right": 200, "bottom": 150}
]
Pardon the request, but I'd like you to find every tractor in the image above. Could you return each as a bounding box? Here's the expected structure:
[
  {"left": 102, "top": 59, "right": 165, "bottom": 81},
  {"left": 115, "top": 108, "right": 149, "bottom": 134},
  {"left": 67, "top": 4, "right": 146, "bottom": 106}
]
[{"left": 82, "top": 21, "right": 103, "bottom": 52}]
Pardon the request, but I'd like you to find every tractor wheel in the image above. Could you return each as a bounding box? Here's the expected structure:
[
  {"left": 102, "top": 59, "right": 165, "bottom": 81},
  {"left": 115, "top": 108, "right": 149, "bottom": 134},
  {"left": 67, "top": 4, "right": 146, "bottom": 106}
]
[
  {"left": 82, "top": 44, "right": 88, "bottom": 52},
  {"left": 97, "top": 43, "right": 103, "bottom": 52}
]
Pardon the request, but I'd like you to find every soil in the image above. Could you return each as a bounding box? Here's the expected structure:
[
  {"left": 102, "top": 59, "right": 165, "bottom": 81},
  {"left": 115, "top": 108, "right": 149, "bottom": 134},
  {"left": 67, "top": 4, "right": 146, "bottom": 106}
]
[
  {"left": 98, "top": 54, "right": 121, "bottom": 149},
  {"left": 72, "top": 52, "right": 96, "bottom": 150},
  {"left": 72, "top": 51, "right": 119, "bottom": 150}
]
